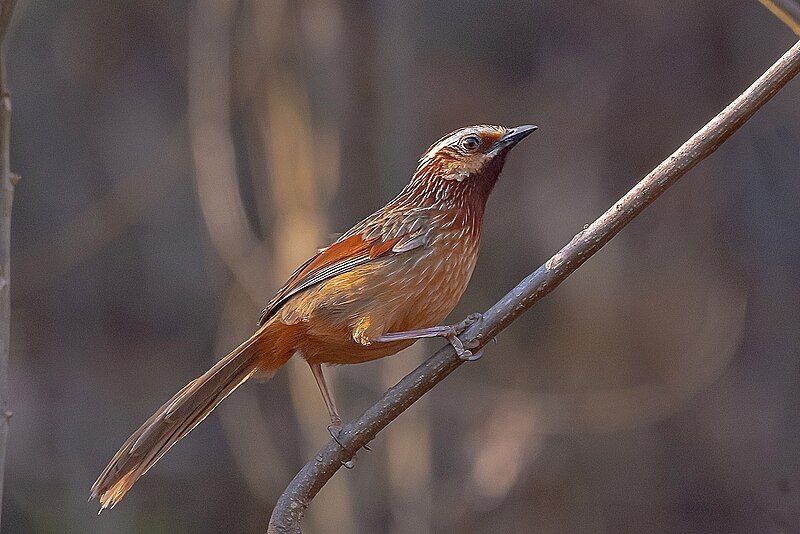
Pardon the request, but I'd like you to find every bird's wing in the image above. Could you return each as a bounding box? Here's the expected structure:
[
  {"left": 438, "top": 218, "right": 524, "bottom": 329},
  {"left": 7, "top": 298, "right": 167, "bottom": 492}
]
[{"left": 258, "top": 211, "right": 432, "bottom": 326}]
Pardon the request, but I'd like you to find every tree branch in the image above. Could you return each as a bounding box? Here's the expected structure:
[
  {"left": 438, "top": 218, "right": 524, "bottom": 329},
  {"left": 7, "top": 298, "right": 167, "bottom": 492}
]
[
  {"left": 0, "top": 0, "right": 16, "bottom": 528},
  {"left": 759, "top": 0, "right": 800, "bottom": 36},
  {"left": 268, "top": 39, "right": 800, "bottom": 533}
]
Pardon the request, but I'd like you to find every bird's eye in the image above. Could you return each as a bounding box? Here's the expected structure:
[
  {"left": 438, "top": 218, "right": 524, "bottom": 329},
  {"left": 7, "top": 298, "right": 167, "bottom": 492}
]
[{"left": 460, "top": 135, "right": 482, "bottom": 152}]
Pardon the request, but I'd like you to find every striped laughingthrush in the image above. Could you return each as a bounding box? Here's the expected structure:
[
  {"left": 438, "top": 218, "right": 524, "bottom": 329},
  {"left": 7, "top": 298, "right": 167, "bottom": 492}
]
[{"left": 92, "top": 123, "right": 537, "bottom": 509}]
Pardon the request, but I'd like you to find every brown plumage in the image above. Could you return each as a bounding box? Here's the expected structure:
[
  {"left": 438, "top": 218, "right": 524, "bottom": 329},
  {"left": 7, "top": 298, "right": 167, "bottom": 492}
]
[{"left": 91, "top": 123, "right": 536, "bottom": 510}]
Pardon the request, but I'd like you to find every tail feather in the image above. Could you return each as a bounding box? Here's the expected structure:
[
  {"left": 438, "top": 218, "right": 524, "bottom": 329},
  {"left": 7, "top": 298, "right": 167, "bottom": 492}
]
[{"left": 91, "top": 324, "right": 288, "bottom": 510}]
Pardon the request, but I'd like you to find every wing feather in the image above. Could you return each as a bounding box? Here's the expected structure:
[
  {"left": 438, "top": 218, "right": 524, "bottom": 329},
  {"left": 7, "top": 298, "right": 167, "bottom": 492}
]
[
  {"left": 258, "top": 206, "right": 435, "bottom": 326},
  {"left": 258, "top": 230, "right": 411, "bottom": 325},
  {"left": 391, "top": 231, "right": 427, "bottom": 253}
]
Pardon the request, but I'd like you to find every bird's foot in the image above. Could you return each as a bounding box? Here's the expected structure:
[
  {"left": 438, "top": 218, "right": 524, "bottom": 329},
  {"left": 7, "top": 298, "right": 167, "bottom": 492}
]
[
  {"left": 460, "top": 346, "right": 485, "bottom": 361},
  {"left": 328, "top": 419, "right": 344, "bottom": 447},
  {"left": 452, "top": 312, "right": 484, "bottom": 335},
  {"left": 327, "top": 423, "right": 356, "bottom": 467},
  {"left": 463, "top": 334, "right": 498, "bottom": 361},
  {"left": 445, "top": 313, "right": 485, "bottom": 361},
  {"left": 327, "top": 420, "right": 368, "bottom": 467},
  {"left": 444, "top": 331, "right": 473, "bottom": 360}
]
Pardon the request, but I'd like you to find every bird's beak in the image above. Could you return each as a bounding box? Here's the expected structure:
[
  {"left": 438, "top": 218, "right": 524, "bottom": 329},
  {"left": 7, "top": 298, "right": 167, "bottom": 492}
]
[{"left": 489, "top": 124, "right": 538, "bottom": 156}]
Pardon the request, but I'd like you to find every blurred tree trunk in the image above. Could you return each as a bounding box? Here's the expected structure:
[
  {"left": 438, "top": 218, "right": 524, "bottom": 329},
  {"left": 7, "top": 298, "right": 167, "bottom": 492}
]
[
  {"left": 242, "top": 2, "right": 357, "bottom": 532},
  {"left": 374, "top": 2, "right": 433, "bottom": 533},
  {"left": 188, "top": 1, "right": 355, "bottom": 528},
  {"left": 188, "top": 0, "right": 299, "bottom": 513},
  {"left": 0, "top": 0, "right": 16, "bottom": 526},
  {"left": 261, "top": 78, "right": 356, "bottom": 534}
]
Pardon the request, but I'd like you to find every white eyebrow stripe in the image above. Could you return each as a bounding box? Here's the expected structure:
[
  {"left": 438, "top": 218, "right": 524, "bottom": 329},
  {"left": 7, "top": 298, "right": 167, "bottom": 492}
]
[
  {"left": 425, "top": 132, "right": 461, "bottom": 155},
  {"left": 416, "top": 130, "right": 465, "bottom": 172},
  {"left": 414, "top": 125, "right": 506, "bottom": 172}
]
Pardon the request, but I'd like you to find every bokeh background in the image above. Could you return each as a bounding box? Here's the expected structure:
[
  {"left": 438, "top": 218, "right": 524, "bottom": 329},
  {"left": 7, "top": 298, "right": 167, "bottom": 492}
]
[{"left": 1, "top": 1, "right": 799, "bottom": 532}]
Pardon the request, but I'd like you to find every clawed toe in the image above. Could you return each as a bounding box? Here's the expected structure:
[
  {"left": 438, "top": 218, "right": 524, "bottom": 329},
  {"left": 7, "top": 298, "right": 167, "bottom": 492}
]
[
  {"left": 444, "top": 331, "right": 468, "bottom": 358},
  {"left": 444, "top": 313, "right": 488, "bottom": 361},
  {"left": 329, "top": 424, "right": 357, "bottom": 467},
  {"left": 452, "top": 312, "right": 485, "bottom": 335},
  {"left": 328, "top": 422, "right": 369, "bottom": 465},
  {"left": 445, "top": 332, "right": 481, "bottom": 361},
  {"left": 328, "top": 422, "right": 344, "bottom": 448},
  {"left": 460, "top": 334, "right": 495, "bottom": 362},
  {"left": 460, "top": 348, "right": 483, "bottom": 361},
  {"left": 465, "top": 312, "right": 484, "bottom": 324}
]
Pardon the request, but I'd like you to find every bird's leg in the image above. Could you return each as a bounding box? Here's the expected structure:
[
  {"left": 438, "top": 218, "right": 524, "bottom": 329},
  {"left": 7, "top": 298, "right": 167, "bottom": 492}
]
[
  {"left": 376, "top": 313, "right": 485, "bottom": 361},
  {"left": 308, "top": 362, "right": 343, "bottom": 435},
  {"left": 308, "top": 362, "right": 361, "bottom": 467},
  {"left": 453, "top": 312, "right": 487, "bottom": 361},
  {"left": 308, "top": 361, "right": 372, "bottom": 461}
]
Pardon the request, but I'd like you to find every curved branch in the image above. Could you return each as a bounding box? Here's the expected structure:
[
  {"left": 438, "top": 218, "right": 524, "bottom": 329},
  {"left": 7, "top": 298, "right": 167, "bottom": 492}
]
[{"left": 268, "top": 40, "right": 800, "bottom": 533}]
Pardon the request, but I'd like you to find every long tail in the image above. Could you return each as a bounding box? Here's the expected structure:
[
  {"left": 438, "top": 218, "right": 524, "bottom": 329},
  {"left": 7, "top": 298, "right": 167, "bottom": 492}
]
[{"left": 91, "top": 322, "right": 292, "bottom": 511}]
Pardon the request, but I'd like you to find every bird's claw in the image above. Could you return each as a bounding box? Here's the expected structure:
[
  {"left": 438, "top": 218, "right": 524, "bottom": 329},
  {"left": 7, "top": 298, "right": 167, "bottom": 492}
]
[
  {"left": 444, "top": 331, "right": 484, "bottom": 361},
  {"left": 461, "top": 347, "right": 484, "bottom": 361},
  {"left": 452, "top": 312, "right": 484, "bottom": 335},
  {"left": 445, "top": 313, "right": 486, "bottom": 361},
  {"left": 328, "top": 422, "right": 344, "bottom": 448},
  {"left": 328, "top": 424, "right": 357, "bottom": 468},
  {"left": 328, "top": 421, "right": 368, "bottom": 466}
]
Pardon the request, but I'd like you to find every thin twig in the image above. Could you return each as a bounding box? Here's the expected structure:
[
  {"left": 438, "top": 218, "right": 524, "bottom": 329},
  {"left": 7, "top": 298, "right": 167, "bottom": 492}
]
[
  {"left": 268, "top": 40, "right": 800, "bottom": 533},
  {"left": 759, "top": 0, "right": 800, "bottom": 36},
  {"left": 0, "top": 0, "right": 16, "bottom": 528},
  {"left": 0, "top": 0, "right": 15, "bottom": 44}
]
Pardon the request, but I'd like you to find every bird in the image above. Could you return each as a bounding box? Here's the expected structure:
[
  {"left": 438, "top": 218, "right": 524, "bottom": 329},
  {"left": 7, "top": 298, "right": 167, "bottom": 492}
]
[{"left": 91, "top": 123, "right": 537, "bottom": 510}]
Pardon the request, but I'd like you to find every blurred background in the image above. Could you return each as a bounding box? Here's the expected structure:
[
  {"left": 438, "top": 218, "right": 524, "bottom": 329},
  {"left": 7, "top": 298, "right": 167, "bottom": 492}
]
[{"left": 1, "top": 0, "right": 799, "bottom": 532}]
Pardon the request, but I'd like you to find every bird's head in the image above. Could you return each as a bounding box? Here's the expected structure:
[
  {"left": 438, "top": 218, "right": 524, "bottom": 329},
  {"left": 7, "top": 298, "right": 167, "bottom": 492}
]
[{"left": 412, "top": 124, "right": 537, "bottom": 202}]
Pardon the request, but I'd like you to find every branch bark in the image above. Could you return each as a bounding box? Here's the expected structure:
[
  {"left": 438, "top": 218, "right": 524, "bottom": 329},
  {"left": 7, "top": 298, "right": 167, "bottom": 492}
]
[
  {"left": 268, "top": 39, "right": 800, "bottom": 533},
  {"left": 0, "top": 0, "right": 16, "bottom": 528}
]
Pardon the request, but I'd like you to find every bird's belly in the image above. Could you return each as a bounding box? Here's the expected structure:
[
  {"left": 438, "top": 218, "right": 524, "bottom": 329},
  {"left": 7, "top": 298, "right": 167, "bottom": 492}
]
[
  {"left": 280, "top": 233, "right": 480, "bottom": 366},
  {"left": 299, "top": 332, "right": 415, "bottom": 365}
]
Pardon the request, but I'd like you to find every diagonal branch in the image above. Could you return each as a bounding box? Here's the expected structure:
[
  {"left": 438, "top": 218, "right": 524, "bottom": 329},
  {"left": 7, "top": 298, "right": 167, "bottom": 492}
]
[{"left": 268, "top": 39, "right": 800, "bottom": 533}]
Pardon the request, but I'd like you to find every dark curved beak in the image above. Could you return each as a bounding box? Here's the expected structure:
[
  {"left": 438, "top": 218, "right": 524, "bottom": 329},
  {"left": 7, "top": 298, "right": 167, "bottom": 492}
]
[{"left": 489, "top": 124, "right": 538, "bottom": 156}]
